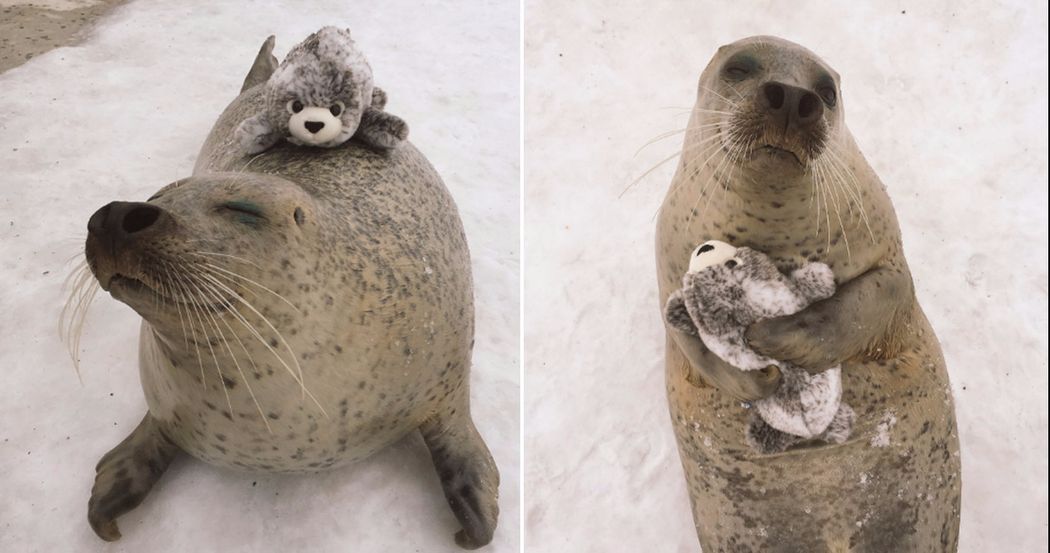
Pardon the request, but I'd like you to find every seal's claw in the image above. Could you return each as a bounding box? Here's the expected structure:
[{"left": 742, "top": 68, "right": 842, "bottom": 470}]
[
  {"left": 421, "top": 393, "right": 500, "bottom": 549},
  {"left": 87, "top": 414, "right": 180, "bottom": 542}
]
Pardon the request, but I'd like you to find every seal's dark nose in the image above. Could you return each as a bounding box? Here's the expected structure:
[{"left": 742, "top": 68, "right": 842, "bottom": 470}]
[
  {"left": 87, "top": 201, "right": 167, "bottom": 244},
  {"left": 761, "top": 82, "right": 824, "bottom": 130},
  {"left": 304, "top": 120, "right": 325, "bottom": 134}
]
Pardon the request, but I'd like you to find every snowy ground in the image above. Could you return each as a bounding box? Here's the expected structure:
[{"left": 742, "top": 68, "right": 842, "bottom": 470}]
[
  {"left": 524, "top": 1, "right": 1047, "bottom": 552},
  {"left": 0, "top": 1, "right": 519, "bottom": 552}
]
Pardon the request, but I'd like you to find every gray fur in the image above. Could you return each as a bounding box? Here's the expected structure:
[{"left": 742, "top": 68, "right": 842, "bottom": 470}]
[
  {"left": 665, "top": 246, "right": 854, "bottom": 452},
  {"left": 235, "top": 26, "right": 408, "bottom": 154}
]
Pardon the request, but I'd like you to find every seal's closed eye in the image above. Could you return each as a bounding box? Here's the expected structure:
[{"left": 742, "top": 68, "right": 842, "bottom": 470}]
[{"left": 220, "top": 201, "right": 266, "bottom": 226}]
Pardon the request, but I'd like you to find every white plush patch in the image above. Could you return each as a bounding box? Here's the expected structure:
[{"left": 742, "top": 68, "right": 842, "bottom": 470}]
[
  {"left": 688, "top": 240, "right": 738, "bottom": 273},
  {"left": 287, "top": 106, "right": 343, "bottom": 146}
]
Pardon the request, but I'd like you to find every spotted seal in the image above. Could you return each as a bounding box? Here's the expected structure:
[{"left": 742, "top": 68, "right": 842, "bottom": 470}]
[
  {"left": 655, "top": 36, "right": 961, "bottom": 551},
  {"left": 82, "top": 36, "right": 499, "bottom": 549}
]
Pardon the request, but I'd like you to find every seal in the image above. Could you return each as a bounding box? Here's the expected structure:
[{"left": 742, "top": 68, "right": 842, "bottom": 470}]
[
  {"left": 82, "top": 36, "right": 499, "bottom": 549},
  {"left": 655, "top": 36, "right": 961, "bottom": 551}
]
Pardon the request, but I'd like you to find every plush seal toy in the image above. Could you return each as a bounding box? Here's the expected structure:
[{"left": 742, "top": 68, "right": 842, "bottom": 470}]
[
  {"left": 664, "top": 240, "right": 855, "bottom": 453},
  {"left": 235, "top": 26, "right": 409, "bottom": 154}
]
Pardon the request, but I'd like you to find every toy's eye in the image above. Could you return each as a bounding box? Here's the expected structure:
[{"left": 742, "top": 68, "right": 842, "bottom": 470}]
[
  {"left": 287, "top": 100, "right": 304, "bottom": 114},
  {"left": 724, "top": 259, "right": 738, "bottom": 268},
  {"left": 329, "top": 102, "right": 344, "bottom": 117},
  {"left": 697, "top": 244, "right": 715, "bottom": 255}
]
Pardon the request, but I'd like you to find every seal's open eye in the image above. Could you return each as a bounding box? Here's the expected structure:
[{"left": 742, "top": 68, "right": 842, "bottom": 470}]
[
  {"left": 329, "top": 102, "right": 344, "bottom": 117},
  {"left": 817, "top": 82, "right": 837, "bottom": 107},
  {"left": 287, "top": 100, "right": 304, "bottom": 114}
]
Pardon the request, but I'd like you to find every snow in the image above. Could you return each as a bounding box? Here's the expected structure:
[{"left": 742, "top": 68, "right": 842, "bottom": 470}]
[
  {"left": 524, "top": 1, "right": 1047, "bottom": 552},
  {"left": 0, "top": 1, "right": 518, "bottom": 552}
]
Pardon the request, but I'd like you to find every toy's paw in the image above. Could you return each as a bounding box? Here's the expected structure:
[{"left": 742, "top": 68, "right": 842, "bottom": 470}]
[
  {"left": 358, "top": 110, "right": 409, "bottom": 150},
  {"left": 790, "top": 263, "right": 836, "bottom": 302},
  {"left": 821, "top": 403, "right": 855, "bottom": 444},
  {"left": 746, "top": 413, "right": 800, "bottom": 454},
  {"left": 235, "top": 115, "right": 281, "bottom": 154},
  {"left": 746, "top": 313, "right": 838, "bottom": 374}
]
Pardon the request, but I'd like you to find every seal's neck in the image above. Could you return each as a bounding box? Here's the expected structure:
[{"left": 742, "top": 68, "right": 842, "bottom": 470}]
[{"left": 665, "top": 125, "right": 894, "bottom": 276}]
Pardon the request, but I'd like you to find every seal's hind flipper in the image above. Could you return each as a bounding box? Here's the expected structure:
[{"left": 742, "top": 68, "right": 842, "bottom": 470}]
[
  {"left": 88, "top": 414, "right": 181, "bottom": 541},
  {"left": 240, "top": 35, "right": 278, "bottom": 93},
  {"left": 419, "top": 390, "right": 500, "bottom": 549}
]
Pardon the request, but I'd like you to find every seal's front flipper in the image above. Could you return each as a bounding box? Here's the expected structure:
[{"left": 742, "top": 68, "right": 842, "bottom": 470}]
[
  {"left": 669, "top": 329, "right": 781, "bottom": 402},
  {"left": 240, "top": 35, "right": 278, "bottom": 93},
  {"left": 88, "top": 414, "right": 180, "bottom": 541},
  {"left": 420, "top": 390, "right": 499, "bottom": 550},
  {"left": 355, "top": 108, "right": 409, "bottom": 151}
]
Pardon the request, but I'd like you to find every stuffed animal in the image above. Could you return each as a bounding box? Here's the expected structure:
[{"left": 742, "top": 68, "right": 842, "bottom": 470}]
[
  {"left": 235, "top": 26, "right": 408, "bottom": 154},
  {"left": 664, "top": 240, "right": 855, "bottom": 454}
]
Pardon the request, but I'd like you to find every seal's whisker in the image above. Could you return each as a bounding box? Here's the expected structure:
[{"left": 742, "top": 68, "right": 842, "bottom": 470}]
[
  {"left": 164, "top": 266, "right": 209, "bottom": 389},
  {"left": 61, "top": 262, "right": 100, "bottom": 381},
  {"left": 183, "top": 277, "right": 239, "bottom": 418},
  {"left": 652, "top": 137, "right": 728, "bottom": 221},
  {"left": 197, "top": 262, "right": 301, "bottom": 313},
  {"left": 634, "top": 123, "right": 724, "bottom": 158},
  {"left": 817, "top": 157, "right": 852, "bottom": 261},
  {"left": 621, "top": 132, "right": 723, "bottom": 199},
  {"left": 825, "top": 147, "right": 876, "bottom": 243},
  {"left": 191, "top": 270, "right": 328, "bottom": 418},
  {"left": 178, "top": 274, "right": 233, "bottom": 414},
  {"left": 191, "top": 277, "right": 273, "bottom": 433},
  {"left": 699, "top": 86, "right": 741, "bottom": 110},
  {"left": 190, "top": 250, "right": 263, "bottom": 270}
]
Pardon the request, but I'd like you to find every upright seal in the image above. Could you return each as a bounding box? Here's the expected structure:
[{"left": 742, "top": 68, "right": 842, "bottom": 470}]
[
  {"left": 655, "top": 36, "right": 961, "bottom": 551},
  {"left": 82, "top": 36, "right": 499, "bottom": 549}
]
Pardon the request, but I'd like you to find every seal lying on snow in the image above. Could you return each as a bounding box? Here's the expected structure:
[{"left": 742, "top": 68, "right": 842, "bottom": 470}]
[
  {"left": 82, "top": 35, "right": 498, "bottom": 549},
  {"left": 655, "top": 36, "right": 961, "bottom": 551}
]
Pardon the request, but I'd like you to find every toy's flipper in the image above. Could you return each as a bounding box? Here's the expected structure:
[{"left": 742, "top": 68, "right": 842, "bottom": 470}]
[
  {"left": 664, "top": 290, "right": 698, "bottom": 336},
  {"left": 371, "top": 87, "right": 388, "bottom": 111},
  {"left": 355, "top": 108, "right": 409, "bottom": 151},
  {"left": 235, "top": 114, "right": 282, "bottom": 154},
  {"left": 240, "top": 35, "right": 278, "bottom": 93}
]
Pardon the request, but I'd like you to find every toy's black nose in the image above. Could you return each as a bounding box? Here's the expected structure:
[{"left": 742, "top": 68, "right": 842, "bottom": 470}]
[
  {"left": 304, "top": 121, "right": 325, "bottom": 134},
  {"left": 87, "top": 201, "right": 168, "bottom": 246}
]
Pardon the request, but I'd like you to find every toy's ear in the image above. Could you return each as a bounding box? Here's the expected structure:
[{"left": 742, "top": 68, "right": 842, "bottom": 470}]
[
  {"left": 235, "top": 114, "right": 282, "bottom": 154},
  {"left": 688, "top": 240, "right": 738, "bottom": 273}
]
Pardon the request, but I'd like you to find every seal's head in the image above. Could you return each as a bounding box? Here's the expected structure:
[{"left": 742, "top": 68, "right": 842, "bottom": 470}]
[
  {"left": 84, "top": 173, "right": 321, "bottom": 334},
  {"left": 695, "top": 36, "right": 843, "bottom": 173}
]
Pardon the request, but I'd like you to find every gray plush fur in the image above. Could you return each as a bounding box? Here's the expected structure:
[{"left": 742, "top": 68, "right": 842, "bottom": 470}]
[
  {"left": 235, "top": 26, "right": 408, "bottom": 154},
  {"left": 665, "top": 247, "right": 855, "bottom": 453}
]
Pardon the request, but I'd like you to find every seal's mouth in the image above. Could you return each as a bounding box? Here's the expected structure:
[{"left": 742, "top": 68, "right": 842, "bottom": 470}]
[
  {"left": 107, "top": 272, "right": 231, "bottom": 312},
  {"left": 757, "top": 144, "right": 803, "bottom": 166}
]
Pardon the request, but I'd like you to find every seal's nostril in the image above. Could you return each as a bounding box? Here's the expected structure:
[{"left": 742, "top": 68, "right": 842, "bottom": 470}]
[
  {"left": 763, "top": 83, "right": 785, "bottom": 110},
  {"left": 304, "top": 121, "right": 325, "bottom": 134},
  {"left": 122, "top": 205, "right": 161, "bottom": 234},
  {"left": 798, "top": 92, "right": 821, "bottom": 120}
]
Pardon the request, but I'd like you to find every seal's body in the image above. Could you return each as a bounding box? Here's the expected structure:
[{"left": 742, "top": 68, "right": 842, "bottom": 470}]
[
  {"left": 84, "top": 38, "right": 497, "bottom": 550},
  {"left": 655, "top": 36, "right": 961, "bottom": 551}
]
